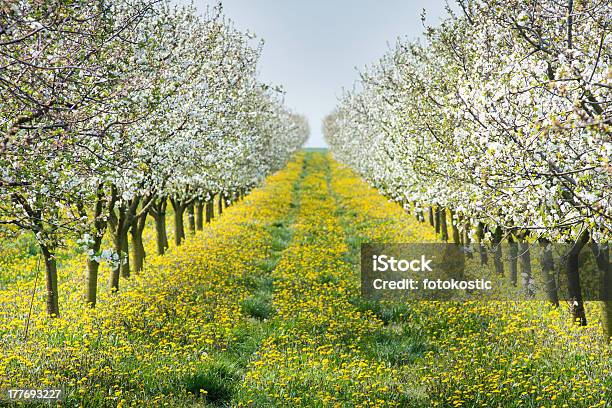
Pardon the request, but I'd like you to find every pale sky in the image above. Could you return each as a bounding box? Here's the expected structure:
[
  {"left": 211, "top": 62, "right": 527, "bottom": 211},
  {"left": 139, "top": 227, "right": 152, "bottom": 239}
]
[{"left": 188, "top": 1, "right": 456, "bottom": 147}]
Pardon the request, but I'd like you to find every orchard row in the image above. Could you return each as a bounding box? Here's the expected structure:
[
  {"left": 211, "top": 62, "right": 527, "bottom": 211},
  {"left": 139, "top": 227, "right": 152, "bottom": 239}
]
[
  {"left": 324, "top": 0, "right": 610, "bottom": 328},
  {"left": 0, "top": 1, "right": 308, "bottom": 316}
]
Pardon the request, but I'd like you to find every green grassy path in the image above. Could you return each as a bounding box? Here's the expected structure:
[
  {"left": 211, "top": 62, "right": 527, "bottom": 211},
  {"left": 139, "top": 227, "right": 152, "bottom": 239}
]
[
  {"left": 188, "top": 151, "right": 307, "bottom": 406},
  {"left": 234, "top": 152, "right": 422, "bottom": 407}
]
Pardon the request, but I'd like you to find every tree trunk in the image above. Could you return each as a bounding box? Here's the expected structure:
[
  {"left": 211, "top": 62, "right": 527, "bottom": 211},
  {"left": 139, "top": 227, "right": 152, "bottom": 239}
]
[
  {"left": 161, "top": 211, "right": 169, "bottom": 250},
  {"left": 566, "top": 231, "right": 589, "bottom": 326},
  {"left": 463, "top": 220, "right": 473, "bottom": 259},
  {"left": 418, "top": 207, "right": 425, "bottom": 222},
  {"left": 86, "top": 186, "right": 109, "bottom": 308},
  {"left": 196, "top": 201, "right": 204, "bottom": 230},
  {"left": 187, "top": 203, "right": 196, "bottom": 234},
  {"left": 519, "top": 239, "right": 533, "bottom": 297},
  {"left": 107, "top": 192, "right": 146, "bottom": 289},
  {"left": 149, "top": 197, "right": 168, "bottom": 255},
  {"left": 477, "top": 222, "right": 488, "bottom": 265},
  {"left": 449, "top": 209, "right": 460, "bottom": 245},
  {"left": 110, "top": 228, "right": 123, "bottom": 292},
  {"left": 108, "top": 208, "right": 131, "bottom": 287},
  {"left": 156, "top": 213, "right": 165, "bottom": 254},
  {"left": 151, "top": 205, "right": 168, "bottom": 255},
  {"left": 172, "top": 200, "right": 186, "bottom": 246},
  {"left": 108, "top": 204, "right": 123, "bottom": 292},
  {"left": 120, "top": 227, "right": 130, "bottom": 278},
  {"left": 86, "top": 235, "right": 103, "bottom": 307},
  {"left": 175, "top": 208, "right": 185, "bottom": 245},
  {"left": 508, "top": 234, "right": 518, "bottom": 286},
  {"left": 439, "top": 207, "right": 448, "bottom": 241},
  {"left": 539, "top": 239, "right": 559, "bottom": 307},
  {"left": 434, "top": 206, "right": 440, "bottom": 234},
  {"left": 428, "top": 206, "right": 434, "bottom": 226},
  {"left": 492, "top": 226, "right": 504, "bottom": 276},
  {"left": 218, "top": 194, "right": 223, "bottom": 216},
  {"left": 206, "top": 199, "right": 214, "bottom": 223},
  {"left": 130, "top": 216, "right": 146, "bottom": 274},
  {"left": 41, "top": 245, "right": 60, "bottom": 317}
]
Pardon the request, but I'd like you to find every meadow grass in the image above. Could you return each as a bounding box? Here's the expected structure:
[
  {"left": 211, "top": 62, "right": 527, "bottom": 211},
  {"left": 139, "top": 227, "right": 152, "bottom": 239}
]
[{"left": 0, "top": 152, "right": 610, "bottom": 407}]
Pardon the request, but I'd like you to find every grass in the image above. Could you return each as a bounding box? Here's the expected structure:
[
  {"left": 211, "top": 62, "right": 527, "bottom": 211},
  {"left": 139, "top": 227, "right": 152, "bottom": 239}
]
[
  {"left": 360, "top": 325, "right": 433, "bottom": 366},
  {"left": 241, "top": 291, "right": 274, "bottom": 320},
  {"left": 183, "top": 359, "right": 240, "bottom": 404},
  {"left": 0, "top": 152, "right": 610, "bottom": 407}
]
